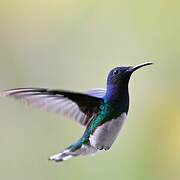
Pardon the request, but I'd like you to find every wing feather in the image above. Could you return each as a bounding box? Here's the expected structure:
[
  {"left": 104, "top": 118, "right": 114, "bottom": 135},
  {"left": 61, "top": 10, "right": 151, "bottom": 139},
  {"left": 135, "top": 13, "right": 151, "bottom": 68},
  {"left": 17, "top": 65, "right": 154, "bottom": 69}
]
[{"left": 0, "top": 88, "right": 106, "bottom": 126}]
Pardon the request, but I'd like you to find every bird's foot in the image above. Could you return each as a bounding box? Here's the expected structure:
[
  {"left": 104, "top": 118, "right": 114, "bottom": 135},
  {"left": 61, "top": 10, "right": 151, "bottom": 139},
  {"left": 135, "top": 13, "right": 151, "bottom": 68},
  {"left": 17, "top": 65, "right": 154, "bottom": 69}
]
[
  {"left": 97, "top": 145, "right": 103, "bottom": 150},
  {"left": 97, "top": 145, "right": 111, "bottom": 151},
  {"left": 104, "top": 147, "right": 110, "bottom": 151}
]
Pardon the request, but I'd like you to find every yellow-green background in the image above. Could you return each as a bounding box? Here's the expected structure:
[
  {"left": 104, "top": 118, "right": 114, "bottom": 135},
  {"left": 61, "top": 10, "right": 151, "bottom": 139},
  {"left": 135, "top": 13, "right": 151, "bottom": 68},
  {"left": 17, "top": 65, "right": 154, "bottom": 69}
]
[{"left": 0, "top": 0, "right": 180, "bottom": 180}]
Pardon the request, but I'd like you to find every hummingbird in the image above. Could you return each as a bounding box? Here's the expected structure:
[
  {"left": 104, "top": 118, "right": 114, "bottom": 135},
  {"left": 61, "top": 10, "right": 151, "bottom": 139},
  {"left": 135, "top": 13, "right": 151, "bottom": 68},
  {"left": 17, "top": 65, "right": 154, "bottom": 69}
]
[{"left": 0, "top": 62, "right": 153, "bottom": 162}]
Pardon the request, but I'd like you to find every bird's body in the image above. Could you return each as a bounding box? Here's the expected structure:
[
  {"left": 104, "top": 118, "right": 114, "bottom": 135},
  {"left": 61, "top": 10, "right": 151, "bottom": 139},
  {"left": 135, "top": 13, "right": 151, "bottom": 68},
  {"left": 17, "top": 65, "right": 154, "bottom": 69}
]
[
  {"left": 0, "top": 62, "right": 153, "bottom": 162},
  {"left": 89, "top": 112, "right": 126, "bottom": 150}
]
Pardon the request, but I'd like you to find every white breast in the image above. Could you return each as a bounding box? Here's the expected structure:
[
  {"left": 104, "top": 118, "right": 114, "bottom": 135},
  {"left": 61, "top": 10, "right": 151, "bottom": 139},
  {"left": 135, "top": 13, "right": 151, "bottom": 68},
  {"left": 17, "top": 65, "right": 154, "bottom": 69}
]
[{"left": 89, "top": 112, "right": 127, "bottom": 150}]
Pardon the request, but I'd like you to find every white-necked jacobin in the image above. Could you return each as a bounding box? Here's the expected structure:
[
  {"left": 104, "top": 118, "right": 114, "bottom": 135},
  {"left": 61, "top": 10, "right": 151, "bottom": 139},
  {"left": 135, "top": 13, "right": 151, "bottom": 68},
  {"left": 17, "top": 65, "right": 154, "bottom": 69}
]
[{"left": 0, "top": 62, "right": 153, "bottom": 162}]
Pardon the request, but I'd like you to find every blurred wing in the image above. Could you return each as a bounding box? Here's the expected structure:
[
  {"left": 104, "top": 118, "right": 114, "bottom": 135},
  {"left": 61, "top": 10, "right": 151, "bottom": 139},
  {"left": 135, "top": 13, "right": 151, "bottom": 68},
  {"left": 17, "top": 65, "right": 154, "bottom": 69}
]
[
  {"left": 0, "top": 88, "right": 106, "bottom": 126},
  {"left": 85, "top": 88, "right": 106, "bottom": 98}
]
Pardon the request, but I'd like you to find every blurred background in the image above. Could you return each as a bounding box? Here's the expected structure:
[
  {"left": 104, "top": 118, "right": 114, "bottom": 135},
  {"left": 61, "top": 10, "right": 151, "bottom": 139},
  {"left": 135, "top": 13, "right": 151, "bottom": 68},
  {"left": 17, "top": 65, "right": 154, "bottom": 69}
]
[{"left": 0, "top": 0, "right": 180, "bottom": 180}]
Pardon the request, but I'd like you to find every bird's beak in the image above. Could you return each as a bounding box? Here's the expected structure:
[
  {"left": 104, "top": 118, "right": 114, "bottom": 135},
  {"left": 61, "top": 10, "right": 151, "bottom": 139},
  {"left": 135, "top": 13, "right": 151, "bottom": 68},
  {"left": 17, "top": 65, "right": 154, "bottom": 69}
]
[{"left": 127, "top": 62, "right": 154, "bottom": 73}]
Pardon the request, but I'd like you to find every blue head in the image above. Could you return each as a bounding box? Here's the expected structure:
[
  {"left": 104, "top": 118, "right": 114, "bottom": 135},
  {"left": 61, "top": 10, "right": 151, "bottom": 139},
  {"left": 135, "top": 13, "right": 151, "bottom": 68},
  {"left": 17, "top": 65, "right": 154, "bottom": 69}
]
[{"left": 104, "top": 62, "right": 153, "bottom": 113}]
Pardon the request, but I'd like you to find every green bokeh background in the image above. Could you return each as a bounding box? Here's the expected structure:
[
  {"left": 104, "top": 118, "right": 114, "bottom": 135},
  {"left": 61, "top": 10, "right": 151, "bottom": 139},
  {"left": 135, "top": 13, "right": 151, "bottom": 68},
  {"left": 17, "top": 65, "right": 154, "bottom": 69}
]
[{"left": 0, "top": 1, "right": 180, "bottom": 180}]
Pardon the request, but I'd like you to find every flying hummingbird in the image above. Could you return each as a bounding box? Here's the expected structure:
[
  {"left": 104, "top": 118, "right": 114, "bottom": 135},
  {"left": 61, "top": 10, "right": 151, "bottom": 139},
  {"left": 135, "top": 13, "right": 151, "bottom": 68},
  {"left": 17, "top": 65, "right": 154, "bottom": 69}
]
[{"left": 0, "top": 62, "right": 153, "bottom": 162}]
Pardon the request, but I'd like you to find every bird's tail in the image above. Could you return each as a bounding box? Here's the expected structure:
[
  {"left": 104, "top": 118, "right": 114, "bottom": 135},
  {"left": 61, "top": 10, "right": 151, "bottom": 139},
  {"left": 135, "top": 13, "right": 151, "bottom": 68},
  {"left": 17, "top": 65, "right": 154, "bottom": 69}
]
[{"left": 49, "top": 139, "right": 97, "bottom": 162}]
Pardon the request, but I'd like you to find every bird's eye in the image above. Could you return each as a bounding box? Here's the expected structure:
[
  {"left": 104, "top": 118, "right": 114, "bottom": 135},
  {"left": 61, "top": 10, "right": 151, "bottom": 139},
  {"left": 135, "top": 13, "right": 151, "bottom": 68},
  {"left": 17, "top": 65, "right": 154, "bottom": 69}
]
[{"left": 113, "top": 69, "right": 119, "bottom": 75}]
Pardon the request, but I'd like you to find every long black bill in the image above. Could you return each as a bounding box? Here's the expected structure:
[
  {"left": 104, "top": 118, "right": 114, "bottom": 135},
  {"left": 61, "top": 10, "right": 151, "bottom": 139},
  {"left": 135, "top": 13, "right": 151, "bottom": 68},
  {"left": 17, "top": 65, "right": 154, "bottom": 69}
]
[{"left": 128, "top": 62, "right": 154, "bottom": 73}]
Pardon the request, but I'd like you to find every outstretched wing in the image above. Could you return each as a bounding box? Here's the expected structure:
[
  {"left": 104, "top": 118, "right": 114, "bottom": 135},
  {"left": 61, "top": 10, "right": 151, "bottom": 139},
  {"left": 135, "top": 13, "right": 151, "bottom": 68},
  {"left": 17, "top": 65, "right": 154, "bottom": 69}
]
[
  {"left": 85, "top": 88, "right": 106, "bottom": 98},
  {"left": 0, "top": 88, "right": 106, "bottom": 126}
]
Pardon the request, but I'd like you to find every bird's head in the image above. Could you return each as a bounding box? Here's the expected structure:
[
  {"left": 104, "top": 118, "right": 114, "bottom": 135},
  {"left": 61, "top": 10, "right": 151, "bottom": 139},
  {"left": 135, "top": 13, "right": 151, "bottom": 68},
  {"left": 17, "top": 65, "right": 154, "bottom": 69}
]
[{"left": 107, "top": 62, "right": 153, "bottom": 87}]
